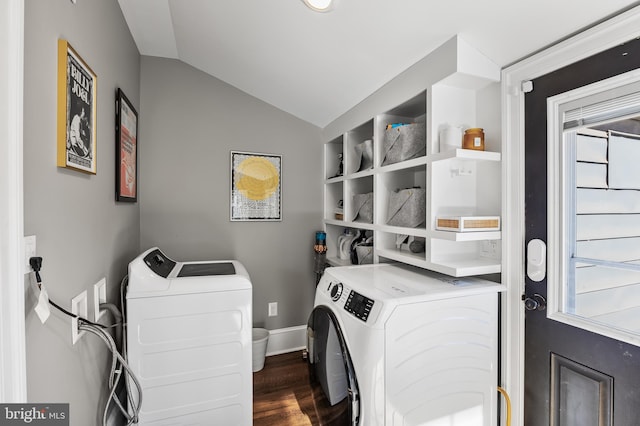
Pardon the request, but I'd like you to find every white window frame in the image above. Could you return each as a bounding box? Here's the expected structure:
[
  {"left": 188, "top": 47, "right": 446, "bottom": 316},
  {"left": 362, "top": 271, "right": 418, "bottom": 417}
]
[{"left": 547, "top": 71, "right": 640, "bottom": 348}]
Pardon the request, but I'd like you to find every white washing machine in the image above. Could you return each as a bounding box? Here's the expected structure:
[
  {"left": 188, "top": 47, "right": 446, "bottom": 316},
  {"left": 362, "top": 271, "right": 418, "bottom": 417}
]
[
  {"left": 307, "top": 263, "right": 505, "bottom": 425},
  {"left": 126, "top": 247, "right": 252, "bottom": 425}
]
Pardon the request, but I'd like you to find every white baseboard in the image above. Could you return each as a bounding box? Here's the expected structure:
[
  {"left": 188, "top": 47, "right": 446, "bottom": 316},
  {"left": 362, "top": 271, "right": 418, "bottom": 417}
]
[{"left": 265, "top": 325, "right": 306, "bottom": 356}]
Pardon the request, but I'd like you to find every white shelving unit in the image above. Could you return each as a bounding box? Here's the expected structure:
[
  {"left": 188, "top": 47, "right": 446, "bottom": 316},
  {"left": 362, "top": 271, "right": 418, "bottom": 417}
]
[{"left": 322, "top": 36, "right": 502, "bottom": 277}]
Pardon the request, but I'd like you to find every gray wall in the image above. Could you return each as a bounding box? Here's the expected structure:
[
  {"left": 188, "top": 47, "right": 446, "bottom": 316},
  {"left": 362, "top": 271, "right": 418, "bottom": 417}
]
[
  {"left": 139, "top": 56, "right": 323, "bottom": 329},
  {"left": 23, "top": 0, "right": 140, "bottom": 424}
]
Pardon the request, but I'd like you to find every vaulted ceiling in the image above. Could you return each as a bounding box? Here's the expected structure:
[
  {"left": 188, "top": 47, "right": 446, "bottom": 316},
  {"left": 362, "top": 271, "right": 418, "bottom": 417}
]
[{"left": 118, "top": 0, "right": 639, "bottom": 128}]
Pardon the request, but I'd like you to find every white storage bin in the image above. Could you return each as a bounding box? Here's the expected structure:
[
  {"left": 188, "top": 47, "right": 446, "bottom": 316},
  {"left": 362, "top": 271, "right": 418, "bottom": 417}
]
[{"left": 252, "top": 328, "right": 270, "bottom": 372}]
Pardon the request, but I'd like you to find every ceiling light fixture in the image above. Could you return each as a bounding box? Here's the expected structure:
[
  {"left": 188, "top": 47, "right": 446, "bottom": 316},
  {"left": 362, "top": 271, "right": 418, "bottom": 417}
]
[{"left": 303, "top": 0, "right": 333, "bottom": 12}]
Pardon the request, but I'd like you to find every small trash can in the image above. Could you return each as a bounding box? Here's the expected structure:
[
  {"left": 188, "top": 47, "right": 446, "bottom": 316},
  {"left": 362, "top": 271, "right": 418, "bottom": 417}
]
[{"left": 252, "top": 328, "right": 270, "bottom": 372}]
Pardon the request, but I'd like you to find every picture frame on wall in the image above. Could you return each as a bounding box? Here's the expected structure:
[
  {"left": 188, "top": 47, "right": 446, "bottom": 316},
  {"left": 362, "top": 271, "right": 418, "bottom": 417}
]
[
  {"left": 115, "top": 88, "right": 138, "bottom": 202},
  {"left": 230, "top": 151, "right": 282, "bottom": 221},
  {"left": 57, "top": 39, "right": 97, "bottom": 174}
]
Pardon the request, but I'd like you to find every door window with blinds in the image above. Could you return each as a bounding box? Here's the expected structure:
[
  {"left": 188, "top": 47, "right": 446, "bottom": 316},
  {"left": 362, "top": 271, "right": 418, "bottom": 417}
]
[{"left": 547, "top": 72, "right": 640, "bottom": 346}]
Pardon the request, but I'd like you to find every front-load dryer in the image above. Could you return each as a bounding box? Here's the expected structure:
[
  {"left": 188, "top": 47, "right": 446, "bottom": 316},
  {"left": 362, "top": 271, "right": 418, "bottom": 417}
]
[
  {"left": 307, "top": 263, "right": 505, "bottom": 425},
  {"left": 126, "top": 247, "right": 252, "bottom": 425}
]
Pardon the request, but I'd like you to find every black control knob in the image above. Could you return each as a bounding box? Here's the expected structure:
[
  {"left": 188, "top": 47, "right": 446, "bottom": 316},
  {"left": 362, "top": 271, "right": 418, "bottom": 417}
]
[{"left": 330, "top": 283, "right": 343, "bottom": 301}]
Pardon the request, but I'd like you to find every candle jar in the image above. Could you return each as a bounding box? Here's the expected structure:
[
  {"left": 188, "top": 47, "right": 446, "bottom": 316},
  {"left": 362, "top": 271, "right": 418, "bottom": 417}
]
[{"left": 463, "top": 128, "right": 485, "bottom": 151}]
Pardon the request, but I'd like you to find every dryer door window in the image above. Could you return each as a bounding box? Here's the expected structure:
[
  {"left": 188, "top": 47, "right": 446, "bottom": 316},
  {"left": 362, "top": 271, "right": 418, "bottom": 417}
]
[{"left": 307, "top": 307, "right": 360, "bottom": 425}]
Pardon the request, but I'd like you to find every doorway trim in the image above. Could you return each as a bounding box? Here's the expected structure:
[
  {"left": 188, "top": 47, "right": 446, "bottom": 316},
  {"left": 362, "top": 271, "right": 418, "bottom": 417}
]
[
  {"left": 502, "top": 5, "right": 640, "bottom": 424},
  {"left": 0, "top": 0, "right": 26, "bottom": 402}
]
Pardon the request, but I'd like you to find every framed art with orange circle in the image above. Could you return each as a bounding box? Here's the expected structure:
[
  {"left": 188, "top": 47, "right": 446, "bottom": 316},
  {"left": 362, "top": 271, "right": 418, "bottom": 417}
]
[{"left": 230, "top": 151, "right": 282, "bottom": 221}]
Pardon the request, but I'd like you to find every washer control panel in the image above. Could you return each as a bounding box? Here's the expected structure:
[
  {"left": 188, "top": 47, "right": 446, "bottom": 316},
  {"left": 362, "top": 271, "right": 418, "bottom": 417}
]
[
  {"left": 144, "top": 248, "right": 176, "bottom": 278},
  {"left": 344, "top": 290, "right": 374, "bottom": 322},
  {"left": 324, "top": 280, "right": 378, "bottom": 323}
]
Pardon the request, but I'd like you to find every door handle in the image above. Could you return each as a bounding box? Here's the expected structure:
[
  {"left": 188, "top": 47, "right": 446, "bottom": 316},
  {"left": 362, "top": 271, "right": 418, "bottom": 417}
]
[
  {"left": 527, "top": 239, "right": 546, "bottom": 282},
  {"left": 523, "top": 293, "right": 547, "bottom": 311}
]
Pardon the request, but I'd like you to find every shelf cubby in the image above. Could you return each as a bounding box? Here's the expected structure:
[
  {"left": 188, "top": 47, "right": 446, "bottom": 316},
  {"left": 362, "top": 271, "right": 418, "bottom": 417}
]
[
  {"left": 429, "top": 149, "right": 501, "bottom": 236},
  {"left": 376, "top": 91, "right": 427, "bottom": 168},
  {"left": 376, "top": 165, "right": 427, "bottom": 229},
  {"left": 324, "top": 180, "right": 344, "bottom": 222},
  {"left": 429, "top": 239, "right": 501, "bottom": 276},
  {"left": 325, "top": 223, "right": 375, "bottom": 267},
  {"left": 324, "top": 135, "right": 344, "bottom": 180},
  {"left": 376, "top": 231, "right": 428, "bottom": 264},
  {"left": 345, "top": 176, "right": 374, "bottom": 224},
  {"left": 345, "top": 120, "right": 374, "bottom": 175}
]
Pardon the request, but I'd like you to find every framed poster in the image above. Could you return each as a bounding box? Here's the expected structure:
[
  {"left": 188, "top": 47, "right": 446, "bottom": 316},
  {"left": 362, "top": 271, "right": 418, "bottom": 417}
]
[
  {"left": 57, "top": 39, "right": 97, "bottom": 174},
  {"left": 115, "top": 88, "right": 138, "bottom": 202},
  {"left": 230, "top": 151, "right": 282, "bottom": 221}
]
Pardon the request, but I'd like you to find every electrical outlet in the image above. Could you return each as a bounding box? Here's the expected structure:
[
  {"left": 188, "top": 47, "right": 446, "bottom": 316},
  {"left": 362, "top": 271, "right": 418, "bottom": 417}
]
[
  {"left": 71, "top": 290, "right": 88, "bottom": 344},
  {"left": 24, "top": 235, "right": 36, "bottom": 274},
  {"left": 93, "top": 278, "right": 107, "bottom": 322},
  {"left": 268, "top": 302, "right": 278, "bottom": 317}
]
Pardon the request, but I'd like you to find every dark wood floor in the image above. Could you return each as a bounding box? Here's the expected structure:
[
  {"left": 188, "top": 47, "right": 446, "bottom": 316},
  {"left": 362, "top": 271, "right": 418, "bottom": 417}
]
[{"left": 253, "top": 351, "right": 318, "bottom": 426}]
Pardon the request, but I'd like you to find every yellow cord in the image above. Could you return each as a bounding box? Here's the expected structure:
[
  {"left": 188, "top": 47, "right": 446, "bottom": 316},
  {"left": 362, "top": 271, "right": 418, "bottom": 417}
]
[{"left": 497, "top": 386, "right": 512, "bottom": 426}]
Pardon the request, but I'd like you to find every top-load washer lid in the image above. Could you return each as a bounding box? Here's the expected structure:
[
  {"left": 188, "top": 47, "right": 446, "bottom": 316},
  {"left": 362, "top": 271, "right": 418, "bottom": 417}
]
[
  {"left": 143, "top": 248, "right": 236, "bottom": 277},
  {"left": 177, "top": 262, "right": 235, "bottom": 277},
  {"left": 128, "top": 247, "right": 251, "bottom": 297}
]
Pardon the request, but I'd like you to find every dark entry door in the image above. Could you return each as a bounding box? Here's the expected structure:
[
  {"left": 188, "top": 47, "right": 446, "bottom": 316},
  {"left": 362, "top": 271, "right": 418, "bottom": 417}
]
[{"left": 524, "top": 38, "right": 640, "bottom": 425}]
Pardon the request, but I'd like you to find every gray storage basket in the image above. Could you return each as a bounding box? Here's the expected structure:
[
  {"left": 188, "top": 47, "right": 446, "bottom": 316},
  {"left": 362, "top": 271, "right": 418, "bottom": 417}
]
[
  {"left": 381, "top": 123, "right": 426, "bottom": 166},
  {"left": 386, "top": 187, "right": 426, "bottom": 228},
  {"left": 355, "top": 243, "right": 374, "bottom": 264},
  {"left": 352, "top": 192, "right": 373, "bottom": 223},
  {"left": 354, "top": 139, "right": 373, "bottom": 172}
]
